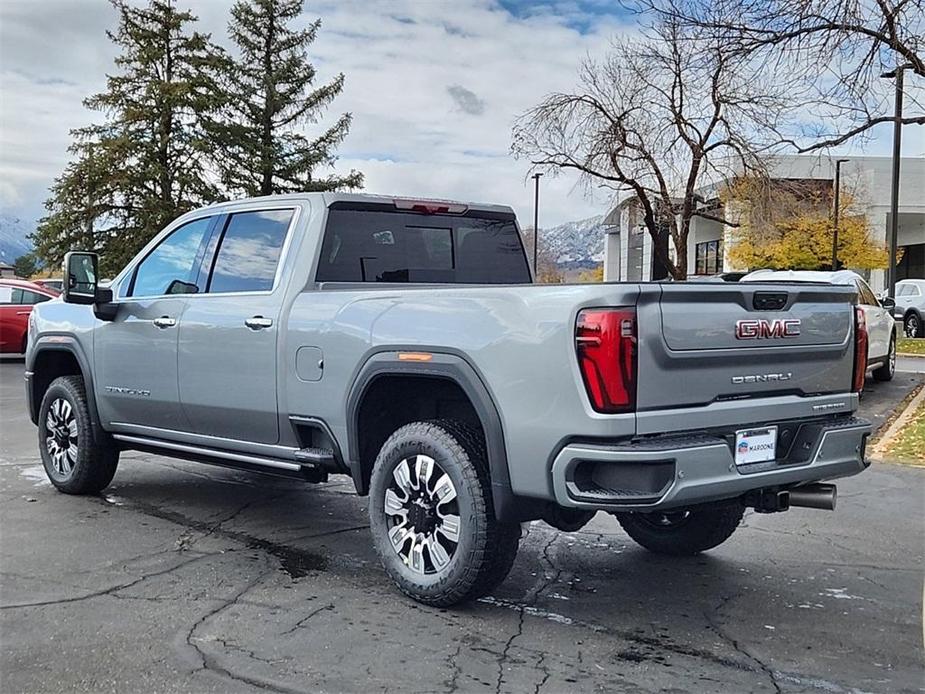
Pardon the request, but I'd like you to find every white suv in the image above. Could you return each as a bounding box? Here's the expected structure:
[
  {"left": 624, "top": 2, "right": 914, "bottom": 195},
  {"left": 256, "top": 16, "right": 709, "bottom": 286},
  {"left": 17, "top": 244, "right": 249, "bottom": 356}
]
[
  {"left": 895, "top": 279, "right": 925, "bottom": 338},
  {"left": 742, "top": 270, "right": 897, "bottom": 382}
]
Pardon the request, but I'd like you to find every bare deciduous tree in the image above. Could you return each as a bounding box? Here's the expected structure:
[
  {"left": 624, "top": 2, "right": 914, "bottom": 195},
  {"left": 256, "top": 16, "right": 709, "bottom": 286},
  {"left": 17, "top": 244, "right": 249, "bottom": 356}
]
[
  {"left": 637, "top": 0, "right": 925, "bottom": 151},
  {"left": 513, "top": 21, "right": 795, "bottom": 279}
]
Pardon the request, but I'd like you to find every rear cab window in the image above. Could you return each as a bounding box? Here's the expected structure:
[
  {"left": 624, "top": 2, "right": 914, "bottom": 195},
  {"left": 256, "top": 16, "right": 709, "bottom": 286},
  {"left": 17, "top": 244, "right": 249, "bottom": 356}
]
[
  {"left": 207, "top": 209, "right": 294, "bottom": 293},
  {"left": 316, "top": 202, "right": 530, "bottom": 284}
]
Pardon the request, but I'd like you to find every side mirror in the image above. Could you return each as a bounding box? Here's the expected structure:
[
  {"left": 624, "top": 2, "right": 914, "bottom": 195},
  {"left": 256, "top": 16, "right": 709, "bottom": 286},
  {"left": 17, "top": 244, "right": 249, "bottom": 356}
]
[
  {"left": 63, "top": 251, "right": 99, "bottom": 304},
  {"left": 880, "top": 296, "right": 896, "bottom": 309}
]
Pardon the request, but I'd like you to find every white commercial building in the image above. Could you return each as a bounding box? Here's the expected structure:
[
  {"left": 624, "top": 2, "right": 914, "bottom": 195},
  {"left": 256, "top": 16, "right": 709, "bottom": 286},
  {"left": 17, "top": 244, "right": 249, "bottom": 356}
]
[{"left": 602, "top": 155, "right": 924, "bottom": 293}]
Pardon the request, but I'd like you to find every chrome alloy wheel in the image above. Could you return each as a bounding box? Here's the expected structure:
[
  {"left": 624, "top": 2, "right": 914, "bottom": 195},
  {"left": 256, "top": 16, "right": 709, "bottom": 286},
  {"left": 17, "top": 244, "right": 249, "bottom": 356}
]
[
  {"left": 45, "top": 398, "right": 78, "bottom": 477},
  {"left": 384, "top": 454, "right": 461, "bottom": 574}
]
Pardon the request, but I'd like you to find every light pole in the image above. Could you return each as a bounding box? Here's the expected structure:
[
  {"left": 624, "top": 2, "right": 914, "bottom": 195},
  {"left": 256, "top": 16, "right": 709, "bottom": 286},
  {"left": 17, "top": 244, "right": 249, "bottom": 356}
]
[
  {"left": 831, "top": 158, "right": 849, "bottom": 270},
  {"left": 531, "top": 172, "right": 543, "bottom": 276},
  {"left": 880, "top": 64, "right": 911, "bottom": 297}
]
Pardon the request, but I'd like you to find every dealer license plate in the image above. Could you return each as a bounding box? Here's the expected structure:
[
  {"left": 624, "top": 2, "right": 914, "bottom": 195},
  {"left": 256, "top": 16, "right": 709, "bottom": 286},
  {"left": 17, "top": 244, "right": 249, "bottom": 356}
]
[{"left": 734, "top": 427, "right": 777, "bottom": 465}]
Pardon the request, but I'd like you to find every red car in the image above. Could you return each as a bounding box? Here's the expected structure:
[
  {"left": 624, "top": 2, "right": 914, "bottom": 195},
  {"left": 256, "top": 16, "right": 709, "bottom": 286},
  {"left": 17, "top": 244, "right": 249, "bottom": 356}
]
[{"left": 0, "top": 279, "right": 58, "bottom": 354}]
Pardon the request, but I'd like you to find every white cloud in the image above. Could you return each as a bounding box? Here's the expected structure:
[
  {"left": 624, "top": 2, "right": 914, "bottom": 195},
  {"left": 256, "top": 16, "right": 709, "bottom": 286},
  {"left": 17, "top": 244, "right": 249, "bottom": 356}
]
[
  {"left": 0, "top": 0, "right": 636, "bottom": 228},
  {"left": 0, "top": 0, "right": 916, "bottom": 233}
]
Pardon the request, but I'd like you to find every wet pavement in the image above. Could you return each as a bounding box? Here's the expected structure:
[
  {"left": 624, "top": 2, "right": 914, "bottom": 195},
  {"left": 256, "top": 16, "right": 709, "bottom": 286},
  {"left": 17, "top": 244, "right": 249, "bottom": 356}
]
[{"left": 1, "top": 358, "right": 923, "bottom": 693}]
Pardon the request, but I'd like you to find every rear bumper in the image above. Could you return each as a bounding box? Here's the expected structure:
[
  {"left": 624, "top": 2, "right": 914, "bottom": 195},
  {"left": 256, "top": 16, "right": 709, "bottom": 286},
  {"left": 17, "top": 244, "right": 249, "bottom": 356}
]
[{"left": 550, "top": 416, "right": 872, "bottom": 512}]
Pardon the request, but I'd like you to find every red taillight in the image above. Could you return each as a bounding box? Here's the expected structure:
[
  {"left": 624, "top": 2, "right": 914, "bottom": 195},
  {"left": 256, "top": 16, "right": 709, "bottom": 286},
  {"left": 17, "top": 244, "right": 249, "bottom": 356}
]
[
  {"left": 576, "top": 308, "right": 637, "bottom": 413},
  {"left": 852, "top": 306, "right": 868, "bottom": 392},
  {"left": 393, "top": 199, "right": 468, "bottom": 215}
]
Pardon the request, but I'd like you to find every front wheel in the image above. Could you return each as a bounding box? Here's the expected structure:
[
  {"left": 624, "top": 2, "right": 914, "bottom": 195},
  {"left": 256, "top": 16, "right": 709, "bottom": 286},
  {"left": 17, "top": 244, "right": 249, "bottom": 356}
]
[
  {"left": 368, "top": 420, "right": 520, "bottom": 606},
  {"left": 613, "top": 503, "right": 744, "bottom": 556},
  {"left": 38, "top": 375, "right": 119, "bottom": 494},
  {"left": 872, "top": 336, "right": 896, "bottom": 381}
]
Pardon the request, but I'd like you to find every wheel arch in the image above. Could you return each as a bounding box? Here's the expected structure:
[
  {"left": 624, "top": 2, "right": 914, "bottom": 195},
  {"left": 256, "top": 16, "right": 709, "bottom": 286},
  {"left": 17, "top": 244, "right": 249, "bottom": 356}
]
[
  {"left": 346, "top": 350, "right": 526, "bottom": 522},
  {"left": 29, "top": 338, "right": 104, "bottom": 441}
]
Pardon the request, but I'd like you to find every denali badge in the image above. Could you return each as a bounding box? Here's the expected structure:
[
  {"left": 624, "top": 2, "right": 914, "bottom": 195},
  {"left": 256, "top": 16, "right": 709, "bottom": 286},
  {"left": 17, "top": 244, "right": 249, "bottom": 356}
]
[
  {"left": 812, "top": 402, "right": 846, "bottom": 412},
  {"left": 105, "top": 385, "right": 151, "bottom": 397},
  {"left": 735, "top": 318, "right": 801, "bottom": 339},
  {"left": 731, "top": 372, "right": 792, "bottom": 384}
]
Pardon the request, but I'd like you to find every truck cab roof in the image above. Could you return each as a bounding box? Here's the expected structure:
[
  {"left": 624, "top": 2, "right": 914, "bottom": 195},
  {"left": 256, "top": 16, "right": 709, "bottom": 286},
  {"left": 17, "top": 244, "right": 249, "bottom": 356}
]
[{"left": 188, "top": 192, "right": 516, "bottom": 218}]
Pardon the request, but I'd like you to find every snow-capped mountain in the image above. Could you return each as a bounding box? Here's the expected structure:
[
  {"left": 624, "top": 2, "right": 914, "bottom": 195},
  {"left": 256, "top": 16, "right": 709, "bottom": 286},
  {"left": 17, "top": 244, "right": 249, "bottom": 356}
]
[
  {"left": 538, "top": 214, "right": 606, "bottom": 269},
  {"left": 0, "top": 214, "right": 34, "bottom": 264}
]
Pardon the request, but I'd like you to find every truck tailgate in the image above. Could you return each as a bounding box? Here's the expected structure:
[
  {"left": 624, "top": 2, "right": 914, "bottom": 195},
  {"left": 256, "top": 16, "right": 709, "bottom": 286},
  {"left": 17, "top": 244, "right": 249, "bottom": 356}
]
[{"left": 636, "top": 282, "right": 857, "bottom": 416}]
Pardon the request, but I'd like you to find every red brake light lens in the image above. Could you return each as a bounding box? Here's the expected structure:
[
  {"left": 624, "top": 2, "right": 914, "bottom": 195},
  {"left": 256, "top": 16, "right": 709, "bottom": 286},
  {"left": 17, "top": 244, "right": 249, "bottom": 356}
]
[
  {"left": 393, "top": 199, "right": 468, "bottom": 215},
  {"left": 576, "top": 308, "right": 637, "bottom": 413},
  {"left": 852, "top": 306, "right": 868, "bottom": 393}
]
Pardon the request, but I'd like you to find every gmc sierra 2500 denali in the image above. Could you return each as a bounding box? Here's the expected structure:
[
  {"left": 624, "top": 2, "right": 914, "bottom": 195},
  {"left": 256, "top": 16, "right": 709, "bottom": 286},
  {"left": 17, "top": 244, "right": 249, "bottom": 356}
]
[{"left": 26, "top": 193, "right": 872, "bottom": 606}]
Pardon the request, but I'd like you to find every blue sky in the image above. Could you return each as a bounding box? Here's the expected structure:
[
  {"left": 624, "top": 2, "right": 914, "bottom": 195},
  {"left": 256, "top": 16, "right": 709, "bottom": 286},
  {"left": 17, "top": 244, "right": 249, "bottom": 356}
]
[{"left": 0, "top": 0, "right": 920, "bottom": 231}]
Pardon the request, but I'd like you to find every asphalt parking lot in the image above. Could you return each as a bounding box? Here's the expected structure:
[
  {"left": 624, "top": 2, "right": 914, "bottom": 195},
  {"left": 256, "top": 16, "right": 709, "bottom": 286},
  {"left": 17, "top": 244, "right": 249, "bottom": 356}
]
[{"left": 1, "top": 357, "right": 923, "bottom": 693}]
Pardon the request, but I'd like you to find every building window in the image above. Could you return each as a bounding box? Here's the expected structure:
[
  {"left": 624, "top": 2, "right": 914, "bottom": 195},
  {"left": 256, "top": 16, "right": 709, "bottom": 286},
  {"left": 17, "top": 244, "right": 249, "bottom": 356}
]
[{"left": 695, "top": 239, "right": 723, "bottom": 275}]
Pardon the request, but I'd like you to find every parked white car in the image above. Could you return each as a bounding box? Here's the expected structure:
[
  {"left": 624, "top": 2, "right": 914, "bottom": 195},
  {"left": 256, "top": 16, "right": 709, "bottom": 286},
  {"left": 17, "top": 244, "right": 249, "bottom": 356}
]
[
  {"left": 894, "top": 279, "right": 925, "bottom": 338},
  {"left": 742, "top": 270, "right": 897, "bottom": 382}
]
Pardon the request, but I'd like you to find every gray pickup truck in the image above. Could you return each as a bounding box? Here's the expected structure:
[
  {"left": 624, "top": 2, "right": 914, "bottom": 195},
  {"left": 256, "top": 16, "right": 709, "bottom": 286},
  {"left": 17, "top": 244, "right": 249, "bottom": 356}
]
[{"left": 26, "top": 192, "right": 872, "bottom": 606}]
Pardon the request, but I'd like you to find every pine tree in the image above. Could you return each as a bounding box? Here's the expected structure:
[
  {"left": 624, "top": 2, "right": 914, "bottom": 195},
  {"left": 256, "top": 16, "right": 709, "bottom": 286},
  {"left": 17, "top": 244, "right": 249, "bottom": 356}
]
[
  {"left": 13, "top": 253, "right": 39, "bottom": 279},
  {"left": 32, "top": 0, "right": 222, "bottom": 276},
  {"left": 211, "top": 0, "right": 362, "bottom": 196}
]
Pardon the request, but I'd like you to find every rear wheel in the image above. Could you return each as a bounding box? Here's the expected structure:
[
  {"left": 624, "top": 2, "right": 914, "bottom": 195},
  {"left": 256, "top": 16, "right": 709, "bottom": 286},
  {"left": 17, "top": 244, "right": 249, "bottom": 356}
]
[
  {"left": 38, "top": 375, "right": 119, "bottom": 494},
  {"left": 613, "top": 503, "right": 744, "bottom": 556},
  {"left": 905, "top": 312, "right": 923, "bottom": 338},
  {"left": 368, "top": 419, "right": 520, "bottom": 606}
]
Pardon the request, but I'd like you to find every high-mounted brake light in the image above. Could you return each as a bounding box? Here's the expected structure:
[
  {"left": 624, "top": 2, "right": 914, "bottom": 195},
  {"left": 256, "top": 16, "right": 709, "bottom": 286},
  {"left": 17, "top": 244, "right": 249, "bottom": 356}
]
[
  {"left": 393, "top": 199, "right": 468, "bottom": 215},
  {"left": 852, "top": 306, "right": 868, "bottom": 393},
  {"left": 576, "top": 308, "right": 637, "bottom": 413}
]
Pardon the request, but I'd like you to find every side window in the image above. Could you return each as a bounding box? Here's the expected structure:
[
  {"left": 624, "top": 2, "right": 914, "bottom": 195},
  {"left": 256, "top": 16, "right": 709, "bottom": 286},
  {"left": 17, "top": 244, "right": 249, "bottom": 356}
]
[
  {"left": 20, "top": 290, "right": 51, "bottom": 305},
  {"left": 855, "top": 279, "right": 878, "bottom": 306},
  {"left": 208, "top": 209, "right": 293, "bottom": 294},
  {"left": 130, "top": 217, "right": 213, "bottom": 297},
  {"left": 0, "top": 287, "right": 11, "bottom": 304}
]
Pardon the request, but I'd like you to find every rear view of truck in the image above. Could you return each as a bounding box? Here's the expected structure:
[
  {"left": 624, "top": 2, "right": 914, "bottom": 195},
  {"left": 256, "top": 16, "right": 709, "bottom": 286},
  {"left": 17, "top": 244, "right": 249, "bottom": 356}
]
[{"left": 551, "top": 280, "right": 871, "bottom": 556}]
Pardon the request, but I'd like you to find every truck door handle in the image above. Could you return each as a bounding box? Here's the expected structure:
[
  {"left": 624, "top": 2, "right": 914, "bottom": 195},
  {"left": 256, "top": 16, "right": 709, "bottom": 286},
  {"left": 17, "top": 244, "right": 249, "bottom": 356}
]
[
  {"left": 16, "top": 311, "right": 30, "bottom": 315},
  {"left": 152, "top": 316, "right": 176, "bottom": 329},
  {"left": 244, "top": 316, "right": 273, "bottom": 330}
]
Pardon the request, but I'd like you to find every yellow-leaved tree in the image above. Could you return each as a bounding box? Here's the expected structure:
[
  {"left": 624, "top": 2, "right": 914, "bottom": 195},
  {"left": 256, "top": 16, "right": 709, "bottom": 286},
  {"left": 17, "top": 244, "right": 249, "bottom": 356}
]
[
  {"left": 724, "top": 177, "right": 889, "bottom": 271},
  {"left": 577, "top": 265, "right": 604, "bottom": 282}
]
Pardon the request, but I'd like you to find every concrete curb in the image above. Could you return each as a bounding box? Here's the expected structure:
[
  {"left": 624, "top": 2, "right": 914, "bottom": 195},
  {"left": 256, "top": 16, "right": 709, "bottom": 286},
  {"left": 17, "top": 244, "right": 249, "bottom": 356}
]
[
  {"left": 871, "top": 382, "right": 925, "bottom": 463},
  {"left": 897, "top": 352, "right": 925, "bottom": 359}
]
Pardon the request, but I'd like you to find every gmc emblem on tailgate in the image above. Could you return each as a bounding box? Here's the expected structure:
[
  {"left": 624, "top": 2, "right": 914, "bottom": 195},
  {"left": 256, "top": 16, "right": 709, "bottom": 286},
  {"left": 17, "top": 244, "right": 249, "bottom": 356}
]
[{"left": 735, "top": 318, "right": 801, "bottom": 339}]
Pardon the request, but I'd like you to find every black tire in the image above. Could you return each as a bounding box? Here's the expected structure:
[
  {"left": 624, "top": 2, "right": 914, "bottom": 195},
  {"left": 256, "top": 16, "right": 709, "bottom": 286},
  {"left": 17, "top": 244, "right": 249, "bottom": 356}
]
[
  {"left": 613, "top": 503, "right": 744, "bottom": 556},
  {"left": 905, "top": 312, "right": 923, "bottom": 338},
  {"left": 872, "top": 336, "right": 896, "bottom": 381},
  {"left": 368, "top": 419, "right": 520, "bottom": 607},
  {"left": 38, "top": 375, "right": 119, "bottom": 494}
]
